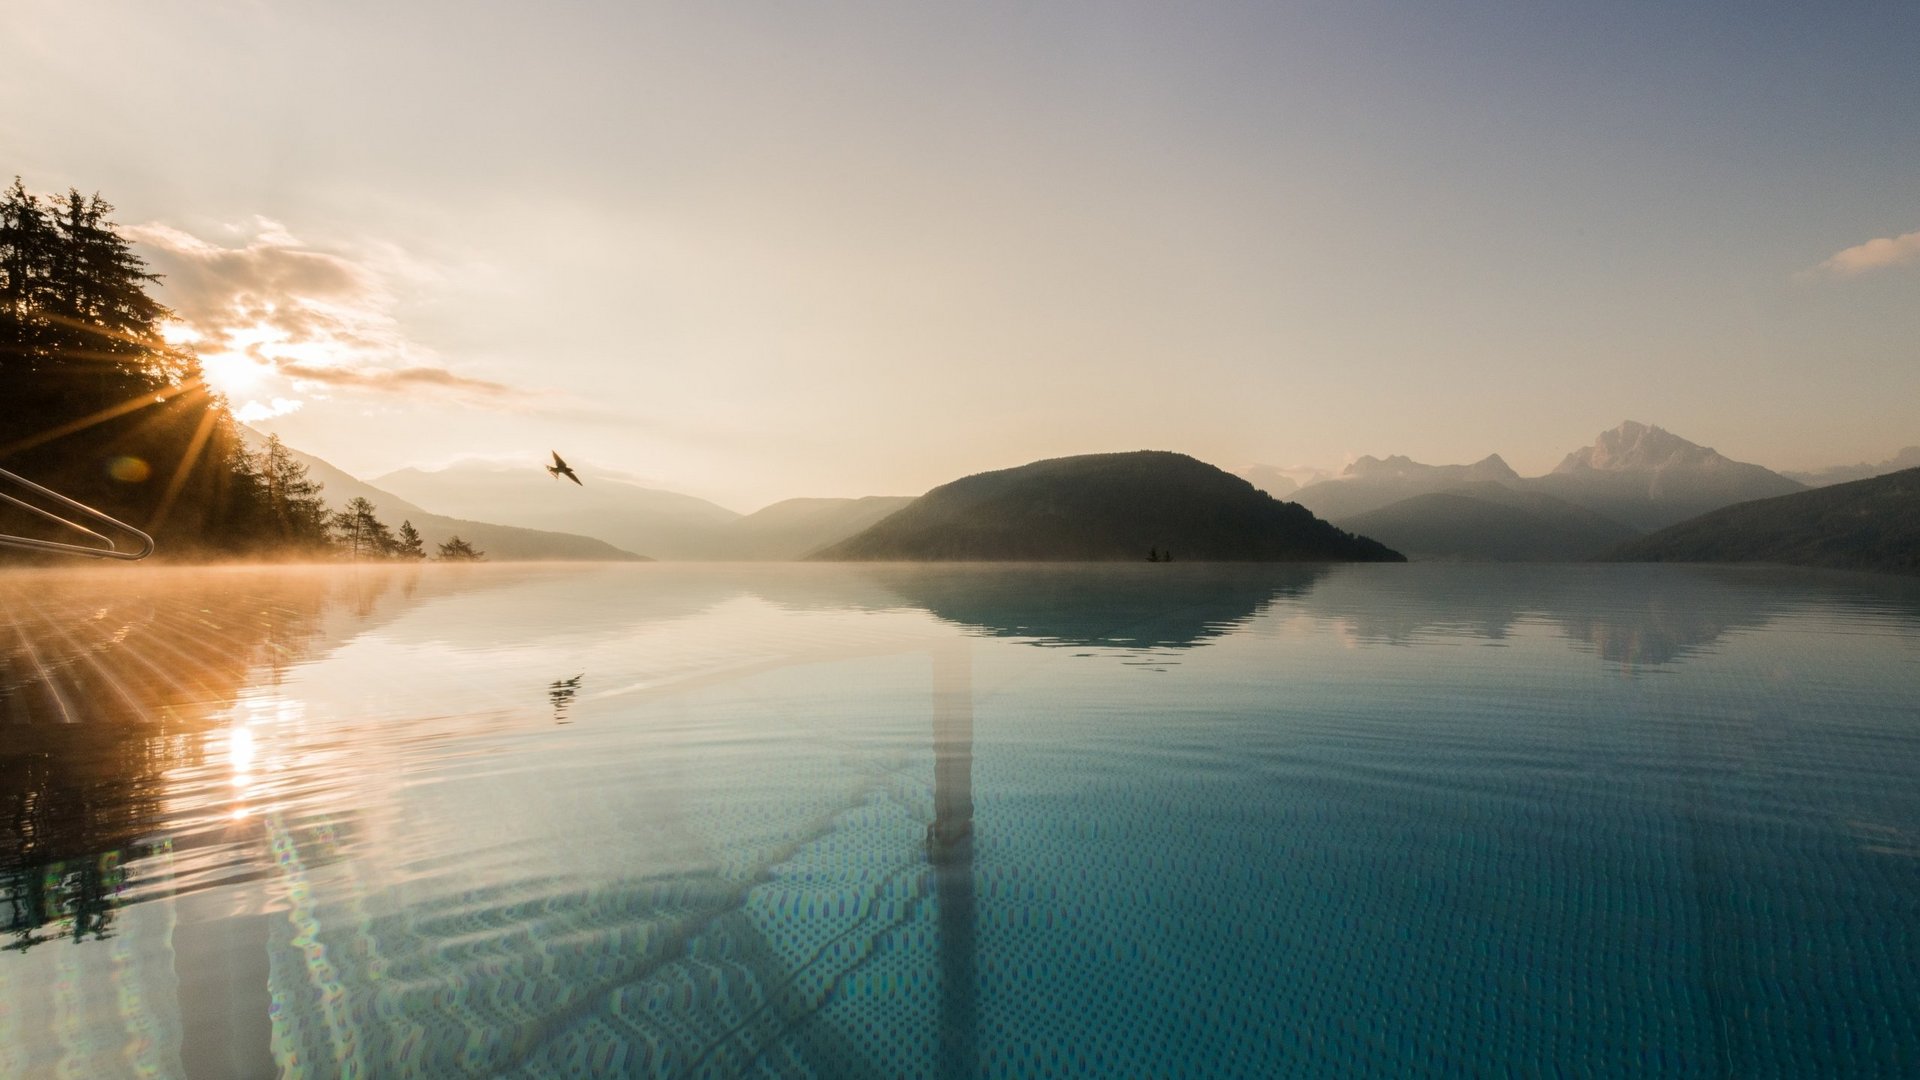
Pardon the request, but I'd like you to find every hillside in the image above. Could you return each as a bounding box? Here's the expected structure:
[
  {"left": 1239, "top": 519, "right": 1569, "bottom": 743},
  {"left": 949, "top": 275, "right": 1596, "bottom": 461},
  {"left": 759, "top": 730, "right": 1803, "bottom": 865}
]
[
  {"left": 811, "top": 451, "right": 1403, "bottom": 562},
  {"left": 1605, "top": 466, "right": 1920, "bottom": 574},
  {"left": 374, "top": 460, "right": 740, "bottom": 559},
  {"left": 243, "top": 433, "right": 646, "bottom": 561},
  {"left": 1342, "top": 484, "right": 1640, "bottom": 561}
]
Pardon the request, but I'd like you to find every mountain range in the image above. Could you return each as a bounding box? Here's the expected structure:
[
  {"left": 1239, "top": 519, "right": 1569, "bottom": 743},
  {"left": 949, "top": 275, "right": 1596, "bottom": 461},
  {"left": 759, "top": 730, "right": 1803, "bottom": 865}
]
[
  {"left": 1291, "top": 453, "right": 1522, "bottom": 522},
  {"left": 811, "top": 451, "right": 1402, "bottom": 562},
  {"left": 1288, "top": 422, "right": 1811, "bottom": 560},
  {"left": 260, "top": 420, "right": 1910, "bottom": 569}
]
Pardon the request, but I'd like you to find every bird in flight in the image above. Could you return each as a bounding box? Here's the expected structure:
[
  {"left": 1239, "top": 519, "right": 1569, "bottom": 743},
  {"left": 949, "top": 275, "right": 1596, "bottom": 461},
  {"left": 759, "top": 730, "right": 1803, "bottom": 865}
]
[{"left": 546, "top": 451, "right": 583, "bottom": 485}]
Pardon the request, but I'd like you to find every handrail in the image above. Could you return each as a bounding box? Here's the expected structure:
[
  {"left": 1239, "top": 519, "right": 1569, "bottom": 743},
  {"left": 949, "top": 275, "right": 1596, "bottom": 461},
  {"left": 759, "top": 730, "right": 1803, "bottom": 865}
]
[{"left": 0, "top": 467, "right": 155, "bottom": 560}]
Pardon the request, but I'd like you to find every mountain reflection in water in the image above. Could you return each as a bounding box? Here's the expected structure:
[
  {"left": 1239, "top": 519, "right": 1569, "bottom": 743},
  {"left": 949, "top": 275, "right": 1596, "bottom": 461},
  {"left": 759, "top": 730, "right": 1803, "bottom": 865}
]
[
  {"left": 860, "top": 563, "right": 1327, "bottom": 649},
  {"left": 1, "top": 562, "right": 1917, "bottom": 1077},
  {"left": 1297, "top": 563, "right": 1920, "bottom": 668}
]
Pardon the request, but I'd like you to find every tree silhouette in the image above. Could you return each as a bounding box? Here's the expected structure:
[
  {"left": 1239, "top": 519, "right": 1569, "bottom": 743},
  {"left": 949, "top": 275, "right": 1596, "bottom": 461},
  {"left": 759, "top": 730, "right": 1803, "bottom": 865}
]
[
  {"left": 0, "top": 177, "right": 288, "bottom": 556},
  {"left": 395, "top": 519, "right": 427, "bottom": 561},
  {"left": 331, "top": 497, "right": 398, "bottom": 560},
  {"left": 435, "top": 536, "right": 484, "bottom": 561},
  {"left": 221, "top": 434, "right": 332, "bottom": 553},
  {"left": 260, "top": 435, "right": 332, "bottom": 549},
  {"left": 2, "top": 182, "right": 195, "bottom": 431}
]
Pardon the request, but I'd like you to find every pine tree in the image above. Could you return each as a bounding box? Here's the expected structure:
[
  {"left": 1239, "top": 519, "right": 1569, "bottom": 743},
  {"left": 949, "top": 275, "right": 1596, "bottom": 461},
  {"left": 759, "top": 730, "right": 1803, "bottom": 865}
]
[
  {"left": 46, "top": 190, "right": 185, "bottom": 386},
  {"left": 221, "top": 442, "right": 274, "bottom": 544},
  {"left": 259, "top": 435, "right": 331, "bottom": 549},
  {"left": 0, "top": 179, "right": 59, "bottom": 378},
  {"left": 395, "top": 520, "right": 427, "bottom": 561},
  {"left": 331, "top": 497, "right": 398, "bottom": 560}
]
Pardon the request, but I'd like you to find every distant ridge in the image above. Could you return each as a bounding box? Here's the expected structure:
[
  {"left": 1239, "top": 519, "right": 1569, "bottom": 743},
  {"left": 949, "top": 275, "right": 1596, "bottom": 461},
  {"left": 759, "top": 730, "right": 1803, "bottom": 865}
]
[
  {"left": 723, "top": 496, "right": 917, "bottom": 559},
  {"left": 1292, "top": 453, "right": 1520, "bottom": 521},
  {"left": 1784, "top": 447, "right": 1920, "bottom": 488},
  {"left": 1351, "top": 453, "right": 1518, "bottom": 483},
  {"left": 374, "top": 461, "right": 916, "bottom": 559},
  {"left": 375, "top": 460, "right": 739, "bottom": 559},
  {"left": 1235, "top": 464, "right": 1336, "bottom": 499},
  {"left": 242, "top": 431, "right": 647, "bottom": 561},
  {"left": 1290, "top": 423, "right": 1806, "bottom": 557},
  {"left": 1605, "top": 466, "right": 1920, "bottom": 575},
  {"left": 812, "top": 451, "right": 1403, "bottom": 562}
]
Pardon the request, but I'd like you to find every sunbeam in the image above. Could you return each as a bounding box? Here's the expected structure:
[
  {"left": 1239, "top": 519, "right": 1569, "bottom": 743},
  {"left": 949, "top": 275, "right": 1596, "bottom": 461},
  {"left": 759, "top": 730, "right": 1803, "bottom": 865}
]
[
  {"left": 146, "top": 405, "right": 223, "bottom": 532},
  {"left": 0, "top": 378, "right": 210, "bottom": 459}
]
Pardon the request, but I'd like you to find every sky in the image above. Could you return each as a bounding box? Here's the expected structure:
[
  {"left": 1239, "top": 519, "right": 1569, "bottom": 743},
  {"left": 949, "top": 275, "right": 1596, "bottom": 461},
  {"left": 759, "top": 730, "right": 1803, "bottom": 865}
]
[{"left": 5, "top": 0, "right": 1917, "bottom": 511}]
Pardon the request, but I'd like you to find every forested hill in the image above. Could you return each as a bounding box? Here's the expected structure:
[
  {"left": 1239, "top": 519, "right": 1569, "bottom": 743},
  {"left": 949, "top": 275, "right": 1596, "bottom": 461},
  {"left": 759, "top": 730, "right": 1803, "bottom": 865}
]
[
  {"left": 1605, "top": 467, "right": 1920, "bottom": 575},
  {"left": 811, "top": 451, "right": 1404, "bottom": 562}
]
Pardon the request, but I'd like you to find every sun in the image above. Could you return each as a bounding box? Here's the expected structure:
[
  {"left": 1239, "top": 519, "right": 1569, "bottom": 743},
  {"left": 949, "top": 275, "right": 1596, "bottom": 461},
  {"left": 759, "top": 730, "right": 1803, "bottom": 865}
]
[
  {"left": 163, "top": 319, "right": 274, "bottom": 400},
  {"left": 199, "top": 351, "right": 269, "bottom": 398}
]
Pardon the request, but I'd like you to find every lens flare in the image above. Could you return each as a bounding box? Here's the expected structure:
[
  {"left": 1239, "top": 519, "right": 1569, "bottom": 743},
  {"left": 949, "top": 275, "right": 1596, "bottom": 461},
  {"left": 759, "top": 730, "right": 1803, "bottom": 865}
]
[{"left": 107, "top": 456, "right": 151, "bottom": 482}]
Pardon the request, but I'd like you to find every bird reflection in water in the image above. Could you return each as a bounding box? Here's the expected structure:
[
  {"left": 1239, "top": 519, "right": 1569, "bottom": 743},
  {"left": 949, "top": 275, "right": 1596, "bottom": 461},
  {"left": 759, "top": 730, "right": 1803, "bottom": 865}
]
[{"left": 548, "top": 673, "right": 584, "bottom": 722}]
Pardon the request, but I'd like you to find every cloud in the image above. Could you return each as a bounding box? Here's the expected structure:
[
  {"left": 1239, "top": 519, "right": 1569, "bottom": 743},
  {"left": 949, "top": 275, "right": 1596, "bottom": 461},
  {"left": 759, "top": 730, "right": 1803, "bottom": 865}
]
[
  {"left": 1811, "top": 228, "right": 1920, "bottom": 278},
  {"left": 126, "top": 219, "right": 518, "bottom": 402},
  {"left": 233, "top": 397, "right": 305, "bottom": 423},
  {"left": 276, "top": 362, "right": 512, "bottom": 396}
]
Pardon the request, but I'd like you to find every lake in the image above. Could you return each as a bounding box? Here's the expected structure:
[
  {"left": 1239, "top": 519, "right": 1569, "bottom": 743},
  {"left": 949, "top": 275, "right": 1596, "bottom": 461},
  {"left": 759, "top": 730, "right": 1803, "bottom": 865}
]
[{"left": 3, "top": 562, "right": 1918, "bottom": 1077}]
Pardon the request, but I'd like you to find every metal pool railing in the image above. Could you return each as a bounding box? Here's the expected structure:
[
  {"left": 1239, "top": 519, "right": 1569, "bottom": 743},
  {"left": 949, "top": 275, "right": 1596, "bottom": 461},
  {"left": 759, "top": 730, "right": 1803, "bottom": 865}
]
[{"left": 0, "top": 466, "right": 154, "bottom": 560}]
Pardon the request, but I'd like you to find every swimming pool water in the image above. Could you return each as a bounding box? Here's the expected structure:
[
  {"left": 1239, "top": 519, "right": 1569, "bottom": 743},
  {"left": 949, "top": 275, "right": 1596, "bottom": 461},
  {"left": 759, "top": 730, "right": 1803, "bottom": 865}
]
[{"left": 2, "top": 563, "right": 1917, "bottom": 1077}]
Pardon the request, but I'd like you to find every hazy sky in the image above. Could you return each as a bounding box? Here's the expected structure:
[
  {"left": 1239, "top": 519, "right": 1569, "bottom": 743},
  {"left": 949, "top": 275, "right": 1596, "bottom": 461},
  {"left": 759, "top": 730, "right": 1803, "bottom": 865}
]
[{"left": 6, "top": 1, "right": 1917, "bottom": 510}]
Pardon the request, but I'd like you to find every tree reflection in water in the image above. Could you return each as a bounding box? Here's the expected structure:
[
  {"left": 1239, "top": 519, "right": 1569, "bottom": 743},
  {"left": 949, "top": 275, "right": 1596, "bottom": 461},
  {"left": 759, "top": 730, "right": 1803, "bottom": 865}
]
[{"left": 0, "top": 567, "right": 420, "bottom": 950}]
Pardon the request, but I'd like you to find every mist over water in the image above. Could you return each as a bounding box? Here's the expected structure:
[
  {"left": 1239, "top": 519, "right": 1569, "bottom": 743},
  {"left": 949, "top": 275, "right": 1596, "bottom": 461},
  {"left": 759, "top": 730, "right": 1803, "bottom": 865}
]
[{"left": 3, "top": 563, "right": 1918, "bottom": 1076}]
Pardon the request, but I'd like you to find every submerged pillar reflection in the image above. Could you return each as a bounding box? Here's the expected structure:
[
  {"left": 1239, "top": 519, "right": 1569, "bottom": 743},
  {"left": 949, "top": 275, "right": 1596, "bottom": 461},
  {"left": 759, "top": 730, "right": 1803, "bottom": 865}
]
[{"left": 928, "top": 642, "right": 977, "bottom": 1079}]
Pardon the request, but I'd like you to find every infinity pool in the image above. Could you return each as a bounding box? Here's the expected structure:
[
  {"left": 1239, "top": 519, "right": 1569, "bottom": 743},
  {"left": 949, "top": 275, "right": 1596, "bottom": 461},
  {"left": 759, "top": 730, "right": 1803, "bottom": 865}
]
[{"left": 3, "top": 563, "right": 1918, "bottom": 1077}]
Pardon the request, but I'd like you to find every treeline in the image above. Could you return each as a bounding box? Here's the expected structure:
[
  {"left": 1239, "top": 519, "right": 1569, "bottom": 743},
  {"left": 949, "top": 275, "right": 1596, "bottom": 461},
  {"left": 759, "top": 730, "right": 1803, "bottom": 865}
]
[
  {"left": 329, "top": 492, "right": 484, "bottom": 561},
  {"left": 0, "top": 177, "right": 479, "bottom": 561}
]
